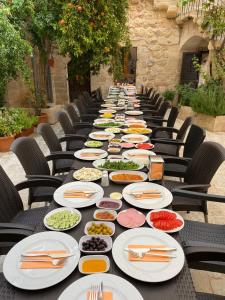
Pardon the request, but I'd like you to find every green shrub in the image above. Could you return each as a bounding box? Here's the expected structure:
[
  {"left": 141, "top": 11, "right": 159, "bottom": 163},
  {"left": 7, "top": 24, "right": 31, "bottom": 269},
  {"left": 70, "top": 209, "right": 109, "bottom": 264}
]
[
  {"left": 190, "top": 82, "right": 225, "bottom": 116},
  {"left": 162, "top": 90, "right": 175, "bottom": 101},
  {"left": 176, "top": 84, "right": 195, "bottom": 106}
]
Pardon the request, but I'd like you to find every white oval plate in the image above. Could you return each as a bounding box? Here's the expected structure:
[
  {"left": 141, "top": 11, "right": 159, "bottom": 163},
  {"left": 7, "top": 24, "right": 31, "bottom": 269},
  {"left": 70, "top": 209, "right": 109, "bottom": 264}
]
[
  {"left": 79, "top": 235, "right": 112, "bottom": 254},
  {"left": 84, "top": 221, "right": 115, "bottom": 237},
  {"left": 89, "top": 131, "right": 115, "bottom": 141},
  {"left": 121, "top": 134, "right": 149, "bottom": 144},
  {"left": 94, "top": 118, "right": 114, "bottom": 124},
  {"left": 58, "top": 273, "right": 144, "bottom": 300},
  {"left": 126, "top": 119, "right": 146, "bottom": 124},
  {"left": 44, "top": 207, "right": 82, "bottom": 231},
  {"left": 74, "top": 148, "right": 108, "bottom": 161},
  {"left": 125, "top": 110, "right": 143, "bottom": 116},
  {"left": 54, "top": 182, "right": 104, "bottom": 208},
  {"left": 122, "top": 149, "right": 155, "bottom": 165},
  {"left": 99, "top": 109, "right": 116, "bottom": 114},
  {"left": 3, "top": 232, "right": 80, "bottom": 290},
  {"left": 109, "top": 170, "right": 148, "bottom": 184},
  {"left": 146, "top": 209, "right": 185, "bottom": 233},
  {"left": 112, "top": 228, "right": 185, "bottom": 282},
  {"left": 93, "top": 159, "right": 144, "bottom": 171},
  {"left": 101, "top": 103, "right": 115, "bottom": 108},
  {"left": 122, "top": 182, "right": 173, "bottom": 210}
]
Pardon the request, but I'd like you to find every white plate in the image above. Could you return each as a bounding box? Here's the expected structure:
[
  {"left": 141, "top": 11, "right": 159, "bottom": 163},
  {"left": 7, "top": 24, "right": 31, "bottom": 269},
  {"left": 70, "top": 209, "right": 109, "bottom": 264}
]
[
  {"left": 122, "top": 149, "right": 155, "bottom": 165},
  {"left": 94, "top": 118, "right": 114, "bottom": 124},
  {"left": 112, "top": 228, "right": 185, "bottom": 282},
  {"left": 122, "top": 182, "right": 173, "bottom": 210},
  {"left": 122, "top": 134, "right": 149, "bottom": 144},
  {"left": 125, "top": 111, "right": 143, "bottom": 116},
  {"left": 89, "top": 131, "right": 115, "bottom": 141},
  {"left": 146, "top": 209, "right": 185, "bottom": 233},
  {"left": 3, "top": 232, "right": 80, "bottom": 290},
  {"left": 74, "top": 148, "right": 108, "bottom": 161},
  {"left": 44, "top": 207, "right": 82, "bottom": 231},
  {"left": 58, "top": 273, "right": 144, "bottom": 300},
  {"left": 79, "top": 235, "right": 113, "bottom": 253},
  {"left": 73, "top": 168, "right": 103, "bottom": 182},
  {"left": 126, "top": 119, "right": 146, "bottom": 124},
  {"left": 78, "top": 255, "right": 110, "bottom": 274},
  {"left": 109, "top": 170, "right": 148, "bottom": 184},
  {"left": 54, "top": 182, "right": 104, "bottom": 208},
  {"left": 84, "top": 221, "right": 115, "bottom": 236},
  {"left": 101, "top": 103, "right": 115, "bottom": 108},
  {"left": 93, "top": 159, "right": 144, "bottom": 171},
  {"left": 94, "top": 209, "right": 117, "bottom": 221},
  {"left": 99, "top": 109, "right": 116, "bottom": 114}
]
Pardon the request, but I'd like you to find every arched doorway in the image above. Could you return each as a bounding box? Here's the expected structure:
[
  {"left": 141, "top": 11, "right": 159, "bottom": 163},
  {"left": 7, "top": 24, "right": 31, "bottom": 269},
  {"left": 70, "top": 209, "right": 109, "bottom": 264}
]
[{"left": 180, "top": 36, "right": 209, "bottom": 88}]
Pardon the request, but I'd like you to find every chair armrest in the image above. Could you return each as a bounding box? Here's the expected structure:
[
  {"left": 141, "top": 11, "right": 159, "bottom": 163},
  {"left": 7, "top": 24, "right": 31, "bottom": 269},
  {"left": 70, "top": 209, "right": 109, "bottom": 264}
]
[
  {"left": 0, "top": 223, "right": 34, "bottom": 231},
  {"left": 184, "top": 242, "right": 225, "bottom": 263},
  {"left": 16, "top": 178, "right": 62, "bottom": 191},
  {"left": 26, "top": 175, "right": 63, "bottom": 183},
  {"left": 172, "top": 188, "right": 225, "bottom": 204},
  {"left": 163, "top": 156, "right": 191, "bottom": 166},
  {"left": 59, "top": 135, "right": 87, "bottom": 143},
  {"left": 46, "top": 151, "right": 75, "bottom": 161},
  {"left": 151, "top": 139, "right": 185, "bottom": 146},
  {"left": 151, "top": 126, "right": 178, "bottom": 138}
]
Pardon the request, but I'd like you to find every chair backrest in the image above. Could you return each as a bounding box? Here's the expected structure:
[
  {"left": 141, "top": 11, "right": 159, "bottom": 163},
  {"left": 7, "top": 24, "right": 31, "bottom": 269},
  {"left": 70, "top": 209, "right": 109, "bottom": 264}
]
[
  {"left": 76, "top": 97, "right": 86, "bottom": 114},
  {"left": 65, "top": 103, "right": 80, "bottom": 124},
  {"left": 176, "top": 116, "right": 192, "bottom": 141},
  {"left": 0, "top": 164, "right": 23, "bottom": 222},
  {"left": 57, "top": 111, "right": 75, "bottom": 135},
  {"left": 167, "top": 106, "right": 179, "bottom": 127},
  {"left": 157, "top": 101, "right": 170, "bottom": 117},
  {"left": 155, "top": 98, "right": 163, "bottom": 109},
  {"left": 183, "top": 125, "right": 206, "bottom": 158},
  {"left": 11, "top": 137, "right": 50, "bottom": 176},
  {"left": 37, "top": 123, "right": 62, "bottom": 152},
  {"left": 184, "top": 141, "right": 225, "bottom": 184}
]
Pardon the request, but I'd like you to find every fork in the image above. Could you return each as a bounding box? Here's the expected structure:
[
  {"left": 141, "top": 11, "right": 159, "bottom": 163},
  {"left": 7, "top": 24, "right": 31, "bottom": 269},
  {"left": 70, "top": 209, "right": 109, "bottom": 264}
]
[
  {"left": 21, "top": 249, "right": 77, "bottom": 259},
  {"left": 20, "top": 258, "right": 65, "bottom": 266},
  {"left": 89, "top": 285, "right": 98, "bottom": 300},
  {"left": 124, "top": 248, "right": 177, "bottom": 258}
]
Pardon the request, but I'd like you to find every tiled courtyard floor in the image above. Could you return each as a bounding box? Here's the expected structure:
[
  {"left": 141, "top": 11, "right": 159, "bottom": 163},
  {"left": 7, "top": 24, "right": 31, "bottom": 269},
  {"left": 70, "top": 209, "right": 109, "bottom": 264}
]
[{"left": 1, "top": 119, "right": 225, "bottom": 296}]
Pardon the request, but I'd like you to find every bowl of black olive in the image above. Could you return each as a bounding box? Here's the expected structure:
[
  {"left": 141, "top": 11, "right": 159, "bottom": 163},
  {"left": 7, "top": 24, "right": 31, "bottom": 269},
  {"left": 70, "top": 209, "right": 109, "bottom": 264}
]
[{"left": 79, "top": 235, "right": 112, "bottom": 253}]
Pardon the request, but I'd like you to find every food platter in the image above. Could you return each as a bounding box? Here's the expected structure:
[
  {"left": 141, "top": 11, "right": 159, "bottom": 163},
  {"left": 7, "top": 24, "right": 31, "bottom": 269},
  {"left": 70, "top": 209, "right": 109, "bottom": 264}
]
[
  {"left": 109, "top": 170, "right": 148, "bottom": 184},
  {"left": 121, "top": 134, "right": 149, "bottom": 144},
  {"left": 125, "top": 111, "right": 143, "bottom": 116},
  {"left": 73, "top": 168, "right": 103, "bottom": 182},
  {"left": 74, "top": 149, "right": 108, "bottom": 161},
  {"left": 93, "top": 159, "right": 144, "bottom": 171},
  {"left": 89, "top": 131, "right": 115, "bottom": 141}
]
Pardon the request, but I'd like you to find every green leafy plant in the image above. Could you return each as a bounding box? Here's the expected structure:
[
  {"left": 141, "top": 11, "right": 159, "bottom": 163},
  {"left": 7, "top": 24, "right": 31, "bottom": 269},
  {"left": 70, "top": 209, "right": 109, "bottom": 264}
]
[
  {"left": 162, "top": 90, "right": 175, "bottom": 101},
  {"left": 0, "top": 109, "right": 22, "bottom": 137},
  {"left": 190, "top": 81, "right": 225, "bottom": 116},
  {"left": 176, "top": 84, "right": 195, "bottom": 106}
]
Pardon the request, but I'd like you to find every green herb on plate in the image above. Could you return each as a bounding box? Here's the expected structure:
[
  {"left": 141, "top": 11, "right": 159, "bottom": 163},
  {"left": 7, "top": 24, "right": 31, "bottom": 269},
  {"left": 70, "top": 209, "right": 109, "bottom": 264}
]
[{"left": 99, "top": 160, "right": 140, "bottom": 170}]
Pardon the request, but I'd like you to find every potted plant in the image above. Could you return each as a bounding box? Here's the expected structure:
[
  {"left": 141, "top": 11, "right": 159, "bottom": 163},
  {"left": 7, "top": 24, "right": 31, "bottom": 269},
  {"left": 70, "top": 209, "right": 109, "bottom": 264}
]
[
  {"left": 162, "top": 90, "right": 176, "bottom": 103},
  {"left": 31, "top": 90, "right": 48, "bottom": 124},
  {"left": 0, "top": 109, "right": 22, "bottom": 152}
]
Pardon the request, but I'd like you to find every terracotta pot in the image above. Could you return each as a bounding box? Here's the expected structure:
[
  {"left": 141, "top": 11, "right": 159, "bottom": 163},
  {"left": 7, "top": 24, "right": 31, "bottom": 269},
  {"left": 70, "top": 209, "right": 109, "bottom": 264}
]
[
  {"left": 0, "top": 135, "right": 15, "bottom": 152},
  {"left": 38, "top": 113, "right": 48, "bottom": 124},
  {"left": 15, "top": 127, "right": 34, "bottom": 138}
]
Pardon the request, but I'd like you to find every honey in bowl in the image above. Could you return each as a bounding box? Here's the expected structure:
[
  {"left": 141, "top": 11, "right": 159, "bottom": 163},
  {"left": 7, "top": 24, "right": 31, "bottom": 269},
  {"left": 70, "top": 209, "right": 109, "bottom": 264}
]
[{"left": 81, "top": 258, "right": 107, "bottom": 273}]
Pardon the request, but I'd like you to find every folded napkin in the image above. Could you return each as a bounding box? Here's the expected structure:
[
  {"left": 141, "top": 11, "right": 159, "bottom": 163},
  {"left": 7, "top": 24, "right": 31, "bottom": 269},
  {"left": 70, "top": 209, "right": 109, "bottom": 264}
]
[
  {"left": 128, "top": 245, "right": 170, "bottom": 262},
  {"left": 87, "top": 291, "right": 112, "bottom": 300},
  {"left": 64, "top": 190, "right": 94, "bottom": 199},
  {"left": 135, "top": 194, "right": 161, "bottom": 200},
  {"left": 80, "top": 153, "right": 102, "bottom": 157},
  {"left": 20, "top": 250, "right": 67, "bottom": 269}
]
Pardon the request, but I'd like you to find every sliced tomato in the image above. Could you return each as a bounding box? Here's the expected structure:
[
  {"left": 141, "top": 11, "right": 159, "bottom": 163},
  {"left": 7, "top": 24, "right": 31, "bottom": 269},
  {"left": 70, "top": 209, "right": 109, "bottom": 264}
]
[
  {"left": 153, "top": 219, "right": 183, "bottom": 230},
  {"left": 150, "top": 211, "right": 176, "bottom": 222}
]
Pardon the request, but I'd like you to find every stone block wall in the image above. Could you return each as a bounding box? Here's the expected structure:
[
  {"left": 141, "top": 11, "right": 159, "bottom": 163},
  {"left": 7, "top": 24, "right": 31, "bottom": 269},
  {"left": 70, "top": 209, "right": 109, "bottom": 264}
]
[{"left": 91, "top": 0, "right": 181, "bottom": 94}]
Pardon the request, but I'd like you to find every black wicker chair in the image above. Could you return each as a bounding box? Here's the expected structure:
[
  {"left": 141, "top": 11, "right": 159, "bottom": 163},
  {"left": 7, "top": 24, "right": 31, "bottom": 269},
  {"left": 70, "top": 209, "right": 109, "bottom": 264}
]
[
  {"left": 0, "top": 164, "right": 61, "bottom": 254},
  {"left": 152, "top": 124, "right": 205, "bottom": 158},
  {"left": 142, "top": 97, "right": 163, "bottom": 112},
  {"left": 11, "top": 137, "right": 72, "bottom": 206},
  {"left": 58, "top": 110, "right": 92, "bottom": 137},
  {"left": 145, "top": 106, "right": 179, "bottom": 129},
  {"left": 65, "top": 103, "right": 93, "bottom": 127},
  {"left": 163, "top": 142, "right": 225, "bottom": 220},
  {"left": 172, "top": 189, "right": 225, "bottom": 278},
  {"left": 143, "top": 101, "right": 171, "bottom": 120},
  {"left": 0, "top": 273, "right": 16, "bottom": 299},
  {"left": 37, "top": 123, "right": 86, "bottom": 174},
  {"left": 151, "top": 116, "right": 192, "bottom": 141}
]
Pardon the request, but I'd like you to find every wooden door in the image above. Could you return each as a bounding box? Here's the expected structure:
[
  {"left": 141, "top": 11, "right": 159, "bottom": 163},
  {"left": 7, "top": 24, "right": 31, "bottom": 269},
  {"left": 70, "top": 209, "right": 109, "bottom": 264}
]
[{"left": 180, "top": 52, "right": 200, "bottom": 88}]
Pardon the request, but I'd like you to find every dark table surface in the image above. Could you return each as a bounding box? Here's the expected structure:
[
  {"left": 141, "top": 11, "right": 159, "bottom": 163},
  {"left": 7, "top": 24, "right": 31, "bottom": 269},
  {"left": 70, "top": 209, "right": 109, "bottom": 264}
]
[{"left": 10, "top": 115, "right": 197, "bottom": 300}]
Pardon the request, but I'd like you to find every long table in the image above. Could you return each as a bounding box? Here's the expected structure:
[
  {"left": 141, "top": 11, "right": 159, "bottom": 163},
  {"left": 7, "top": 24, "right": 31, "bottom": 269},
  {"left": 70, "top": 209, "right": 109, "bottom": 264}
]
[{"left": 9, "top": 110, "right": 197, "bottom": 300}]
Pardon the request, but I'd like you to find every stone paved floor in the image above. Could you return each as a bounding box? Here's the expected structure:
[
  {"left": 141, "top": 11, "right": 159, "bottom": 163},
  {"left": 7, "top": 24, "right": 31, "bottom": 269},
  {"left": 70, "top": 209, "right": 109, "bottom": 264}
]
[{"left": 1, "top": 119, "right": 225, "bottom": 296}]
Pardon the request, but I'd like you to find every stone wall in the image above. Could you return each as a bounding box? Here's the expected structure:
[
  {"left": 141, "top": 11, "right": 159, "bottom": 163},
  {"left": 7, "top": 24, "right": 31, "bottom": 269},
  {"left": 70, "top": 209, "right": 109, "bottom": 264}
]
[
  {"left": 91, "top": 65, "right": 114, "bottom": 98},
  {"left": 91, "top": 0, "right": 181, "bottom": 94}
]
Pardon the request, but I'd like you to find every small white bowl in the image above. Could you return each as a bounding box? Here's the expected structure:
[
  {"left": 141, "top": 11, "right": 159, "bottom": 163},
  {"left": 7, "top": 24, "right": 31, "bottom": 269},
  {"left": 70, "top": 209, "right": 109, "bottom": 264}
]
[
  {"left": 96, "top": 198, "right": 122, "bottom": 211},
  {"left": 84, "top": 221, "right": 115, "bottom": 236},
  {"left": 79, "top": 235, "right": 112, "bottom": 253},
  {"left": 93, "top": 209, "right": 117, "bottom": 221},
  {"left": 78, "top": 255, "right": 110, "bottom": 274}
]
